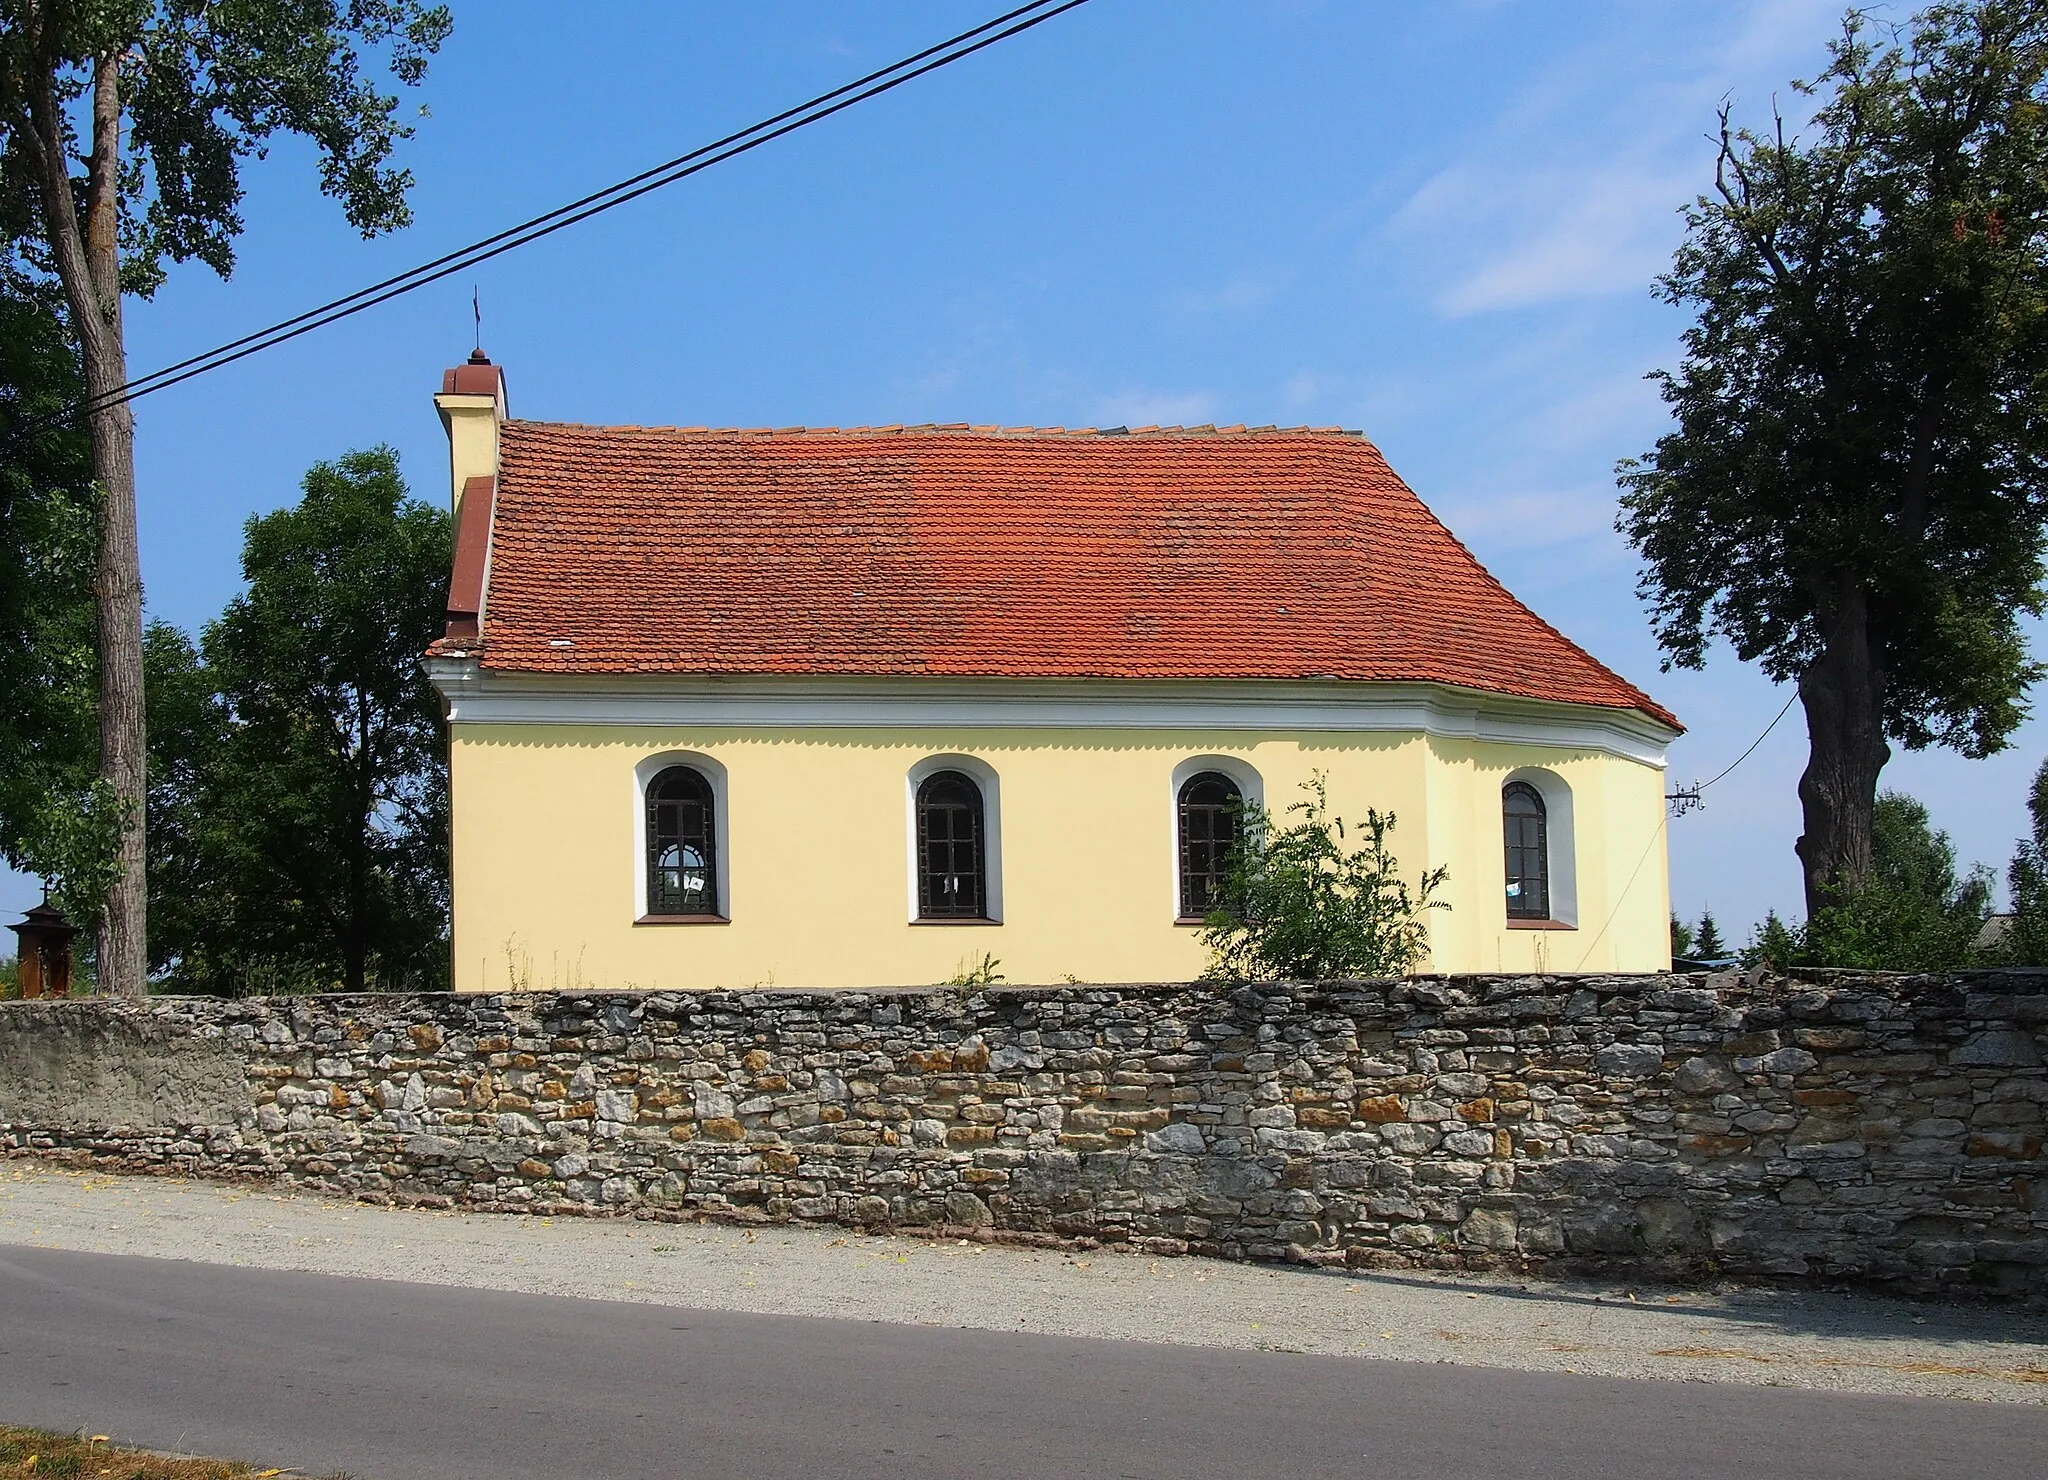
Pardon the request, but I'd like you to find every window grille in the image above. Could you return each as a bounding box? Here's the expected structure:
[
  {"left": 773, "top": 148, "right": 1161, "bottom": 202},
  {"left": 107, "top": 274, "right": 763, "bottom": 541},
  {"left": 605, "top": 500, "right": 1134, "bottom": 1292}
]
[
  {"left": 1178, "top": 771, "right": 1243, "bottom": 918},
  {"left": 916, "top": 770, "right": 987, "bottom": 919},
  {"left": 647, "top": 766, "right": 718, "bottom": 915},
  {"left": 1503, "top": 781, "right": 1549, "bottom": 920}
]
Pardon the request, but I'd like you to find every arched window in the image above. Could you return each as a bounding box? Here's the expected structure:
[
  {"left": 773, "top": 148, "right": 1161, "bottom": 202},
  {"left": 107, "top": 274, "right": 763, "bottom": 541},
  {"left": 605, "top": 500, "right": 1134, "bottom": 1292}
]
[
  {"left": 1178, "top": 771, "right": 1243, "bottom": 919},
  {"left": 647, "top": 766, "right": 719, "bottom": 916},
  {"left": 917, "top": 770, "right": 987, "bottom": 919},
  {"left": 1503, "top": 781, "right": 1549, "bottom": 920}
]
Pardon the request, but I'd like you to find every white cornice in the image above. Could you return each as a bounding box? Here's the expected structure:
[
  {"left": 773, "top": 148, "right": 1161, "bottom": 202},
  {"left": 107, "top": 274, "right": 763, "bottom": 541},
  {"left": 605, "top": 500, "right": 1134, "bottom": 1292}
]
[{"left": 424, "top": 661, "right": 1675, "bottom": 767}]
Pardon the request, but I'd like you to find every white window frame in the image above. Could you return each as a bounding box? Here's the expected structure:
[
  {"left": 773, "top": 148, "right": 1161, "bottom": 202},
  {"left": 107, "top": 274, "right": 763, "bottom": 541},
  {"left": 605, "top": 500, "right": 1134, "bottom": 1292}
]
[
  {"left": 905, "top": 753, "right": 1003, "bottom": 923},
  {"left": 1501, "top": 765, "right": 1577, "bottom": 927},
  {"left": 1168, "top": 755, "right": 1264, "bottom": 922},
  {"left": 633, "top": 751, "right": 732, "bottom": 919}
]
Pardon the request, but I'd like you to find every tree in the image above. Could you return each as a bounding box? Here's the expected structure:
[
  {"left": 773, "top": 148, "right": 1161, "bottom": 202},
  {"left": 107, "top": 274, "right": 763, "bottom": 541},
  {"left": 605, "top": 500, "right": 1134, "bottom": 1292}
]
[
  {"left": 1619, "top": 1, "right": 2048, "bottom": 917},
  {"left": 1743, "top": 909, "right": 1802, "bottom": 971},
  {"left": 1692, "top": 910, "right": 1728, "bottom": 958},
  {"left": 0, "top": 1, "right": 451, "bottom": 993},
  {"left": 1199, "top": 773, "right": 1448, "bottom": 981},
  {"left": 1995, "top": 756, "right": 2048, "bottom": 961},
  {"left": 149, "top": 449, "right": 451, "bottom": 993},
  {"left": 1805, "top": 790, "right": 1992, "bottom": 967},
  {"left": 1670, "top": 914, "right": 1696, "bottom": 957},
  {"left": 1755, "top": 789, "right": 1991, "bottom": 969},
  {"left": 0, "top": 268, "right": 116, "bottom": 931}
]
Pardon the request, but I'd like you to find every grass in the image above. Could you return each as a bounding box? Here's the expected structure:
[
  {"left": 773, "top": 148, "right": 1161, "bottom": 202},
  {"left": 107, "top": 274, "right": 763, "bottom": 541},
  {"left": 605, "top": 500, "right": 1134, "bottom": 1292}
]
[{"left": 0, "top": 1426, "right": 351, "bottom": 1480}]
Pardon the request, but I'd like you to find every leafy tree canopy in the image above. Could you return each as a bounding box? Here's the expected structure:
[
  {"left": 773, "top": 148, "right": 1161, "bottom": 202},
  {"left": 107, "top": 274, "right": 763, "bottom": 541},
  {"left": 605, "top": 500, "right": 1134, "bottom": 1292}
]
[
  {"left": 1619, "top": 1, "right": 2048, "bottom": 912},
  {"left": 0, "top": 268, "right": 113, "bottom": 925},
  {"left": 1, "top": 0, "right": 450, "bottom": 996},
  {"left": 1199, "top": 774, "right": 1448, "bottom": 982},
  {"left": 0, "top": 0, "right": 453, "bottom": 293},
  {"left": 149, "top": 448, "right": 450, "bottom": 993},
  {"left": 1994, "top": 755, "right": 2048, "bottom": 961},
  {"left": 1748, "top": 790, "right": 1992, "bottom": 970}
]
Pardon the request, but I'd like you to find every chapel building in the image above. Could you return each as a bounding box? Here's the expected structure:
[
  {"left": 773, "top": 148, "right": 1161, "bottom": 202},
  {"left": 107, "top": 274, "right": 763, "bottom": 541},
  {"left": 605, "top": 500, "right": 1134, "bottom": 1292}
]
[{"left": 425, "top": 353, "right": 1680, "bottom": 992}]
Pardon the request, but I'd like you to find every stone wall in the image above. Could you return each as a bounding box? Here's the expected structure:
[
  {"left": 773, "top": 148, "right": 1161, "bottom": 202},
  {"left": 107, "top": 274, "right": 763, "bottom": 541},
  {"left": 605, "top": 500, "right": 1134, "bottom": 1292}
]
[{"left": 3, "top": 972, "right": 2045, "bottom": 1295}]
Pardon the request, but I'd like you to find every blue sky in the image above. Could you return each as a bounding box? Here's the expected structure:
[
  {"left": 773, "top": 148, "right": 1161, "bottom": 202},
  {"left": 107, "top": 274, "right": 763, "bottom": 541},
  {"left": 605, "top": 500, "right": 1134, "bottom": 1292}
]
[{"left": 13, "top": 0, "right": 2040, "bottom": 938}]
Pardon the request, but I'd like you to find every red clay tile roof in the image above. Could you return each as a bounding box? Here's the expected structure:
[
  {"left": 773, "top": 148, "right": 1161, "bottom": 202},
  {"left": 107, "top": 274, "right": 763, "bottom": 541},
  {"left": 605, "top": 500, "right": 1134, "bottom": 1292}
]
[{"left": 442, "top": 420, "right": 1677, "bottom": 730}]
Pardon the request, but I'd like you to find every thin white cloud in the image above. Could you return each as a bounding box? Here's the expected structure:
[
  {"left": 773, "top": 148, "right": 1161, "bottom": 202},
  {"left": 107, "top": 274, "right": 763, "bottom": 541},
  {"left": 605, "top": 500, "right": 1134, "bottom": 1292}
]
[
  {"left": 1433, "top": 485, "right": 1621, "bottom": 555},
  {"left": 1091, "top": 388, "right": 1220, "bottom": 428},
  {"left": 1168, "top": 270, "right": 1287, "bottom": 315},
  {"left": 1717, "top": 0, "right": 1849, "bottom": 72},
  {"left": 1411, "top": 162, "right": 1690, "bottom": 316},
  {"left": 1281, "top": 370, "right": 1328, "bottom": 408},
  {"left": 1516, "top": 368, "right": 1668, "bottom": 455},
  {"left": 1386, "top": 0, "right": 1845, "bottom": 318}
]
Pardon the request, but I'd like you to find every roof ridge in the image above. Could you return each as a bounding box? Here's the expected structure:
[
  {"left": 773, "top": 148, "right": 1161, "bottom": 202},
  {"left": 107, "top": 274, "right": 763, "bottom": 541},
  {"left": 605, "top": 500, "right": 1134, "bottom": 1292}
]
[{"left": 501, "top": 419, "right": 1365, "bottom": 440}]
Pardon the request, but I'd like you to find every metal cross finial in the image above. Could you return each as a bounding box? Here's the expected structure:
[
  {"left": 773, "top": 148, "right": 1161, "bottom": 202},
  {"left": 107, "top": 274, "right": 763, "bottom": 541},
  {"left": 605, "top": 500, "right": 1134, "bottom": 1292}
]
[{"left": 472, "top": 286, "right": 482, "bottom": 354}]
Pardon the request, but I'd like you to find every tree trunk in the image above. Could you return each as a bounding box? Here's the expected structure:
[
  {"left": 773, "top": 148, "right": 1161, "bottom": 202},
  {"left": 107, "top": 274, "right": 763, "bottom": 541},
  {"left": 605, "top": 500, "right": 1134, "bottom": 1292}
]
[
  {"left": 1795, "top": 590, "right": 1890, "bottom": 917},
  {"left": 26, "top": 52, "right": 148, "bottom": 994}
]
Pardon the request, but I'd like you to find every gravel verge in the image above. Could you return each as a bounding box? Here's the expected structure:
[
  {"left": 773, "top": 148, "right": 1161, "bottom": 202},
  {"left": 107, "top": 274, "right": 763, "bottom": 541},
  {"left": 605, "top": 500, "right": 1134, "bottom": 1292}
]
[{"left": 4, "top": 1158, "right": 2044, "bottom": 1404}]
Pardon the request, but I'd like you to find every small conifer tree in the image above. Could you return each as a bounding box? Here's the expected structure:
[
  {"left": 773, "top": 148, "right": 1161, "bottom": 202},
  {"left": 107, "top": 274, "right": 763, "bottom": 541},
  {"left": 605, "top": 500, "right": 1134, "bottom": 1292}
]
[{"left": 1670, "top": 915, "right": 1696, "bottom": 958}]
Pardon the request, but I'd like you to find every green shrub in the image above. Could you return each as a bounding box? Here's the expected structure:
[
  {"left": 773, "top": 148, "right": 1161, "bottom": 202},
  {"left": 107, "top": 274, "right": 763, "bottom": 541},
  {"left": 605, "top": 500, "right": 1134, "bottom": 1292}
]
[
  {"left": 1741, "top": 791, "right": 1990, "bottom": 971},
  {"left": 1200, "top": 773, "right": 1448, "bottom": 981},
  {"left": 1800, "top": 880, "right": 1987, "bottom": 971}
]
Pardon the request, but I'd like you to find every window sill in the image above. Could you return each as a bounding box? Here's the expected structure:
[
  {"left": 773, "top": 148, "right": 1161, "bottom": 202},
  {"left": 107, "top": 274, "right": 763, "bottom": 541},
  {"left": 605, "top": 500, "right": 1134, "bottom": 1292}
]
[
  {"left": 636, "top": 914, "right": 730, "bottom": 926},
  {"left": 1174, "top": 916, "right": 1210, "bottom": 927},
  {"left": 1507, "top": 918, "right": 1576, "bottom": 931},
  {"left": 911, "top": 917, "right": 1002, "bottom": 926}
]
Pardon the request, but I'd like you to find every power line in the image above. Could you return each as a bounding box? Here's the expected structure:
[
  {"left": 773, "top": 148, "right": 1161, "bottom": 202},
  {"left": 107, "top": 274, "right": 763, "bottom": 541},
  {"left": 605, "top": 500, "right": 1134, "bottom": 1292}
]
[
  {"left": 58, "top": 0, "right": 1094, "bottom": 425},
  {"left": 1666, "top": 610, "right": 1868, "bottom": 815},
  {"left": 1665, "top": 687, "right": 1797, "bottom": 815},
  {"left": 1698, "top": 687, "right": 1798, "bottom": 790}
]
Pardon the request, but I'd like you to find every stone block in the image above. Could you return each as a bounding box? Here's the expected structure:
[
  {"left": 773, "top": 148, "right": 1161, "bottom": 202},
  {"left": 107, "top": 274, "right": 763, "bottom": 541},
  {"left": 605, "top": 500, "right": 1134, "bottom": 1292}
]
[
  {"left": 1459, "top": 1207, "right": 1519, "bottom": 1250},
  {"left": 1297, "top": 1104, "right": 1354, "bottom": 1128},
  {"left": 1972, "top": 1101, "right": 2043, "bottom": 1128},
  {"left": 945, "top": 1190, "right": 993, "bottom": 1227},
  {"left": 1673, "top": 1056, "right": 1739, "bottom": 1096},
  {"left": 1596, "top": 1043, "right": 1665, "bottom": 1078},
  {"left": 1145, "top": 1122, "right": 1207, "bottom": 1155},
  {"left": 1757, "top": 1048, "right": 1820, "bottom": 1075},
  {"left": 1952, "top": 1031, "right": 2044, "bottom": 1068},
  {"left": 1637, "top": 1198, "right": 1706, "bottom": 1253},
  {"left": 1378, "top": 1123, "right": 1442, "bottom": 1154},
  {"left": 1356, "top": 1095, "right": 1407, "bottom": 1123}
]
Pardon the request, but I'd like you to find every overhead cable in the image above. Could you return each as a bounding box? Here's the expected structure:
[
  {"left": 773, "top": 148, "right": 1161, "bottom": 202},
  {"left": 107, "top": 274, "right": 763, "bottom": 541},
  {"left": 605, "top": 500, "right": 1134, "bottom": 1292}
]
[{"left": 61, "top": 0, "right": 1094, "bottom": 424}]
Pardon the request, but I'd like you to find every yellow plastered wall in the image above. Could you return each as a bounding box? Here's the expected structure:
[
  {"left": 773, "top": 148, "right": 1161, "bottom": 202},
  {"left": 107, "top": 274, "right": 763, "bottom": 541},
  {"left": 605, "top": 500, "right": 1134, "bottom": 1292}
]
[{"left": 447, "top": 725, "right": 1671, "bottom": 992}]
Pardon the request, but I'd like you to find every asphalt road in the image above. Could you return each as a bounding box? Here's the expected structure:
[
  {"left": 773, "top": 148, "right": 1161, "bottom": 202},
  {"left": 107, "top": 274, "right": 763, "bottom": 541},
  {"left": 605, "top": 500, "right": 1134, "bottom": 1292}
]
[{"left": 2, "top": 1246, "right": 2043, "bottom": 1480}]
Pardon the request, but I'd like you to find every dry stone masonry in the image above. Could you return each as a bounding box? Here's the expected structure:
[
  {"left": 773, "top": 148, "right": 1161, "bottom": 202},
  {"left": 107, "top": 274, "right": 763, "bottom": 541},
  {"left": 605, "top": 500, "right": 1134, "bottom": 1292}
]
[{"left": 3, "top": 972, "right": 2044, "bottom": 1295}]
